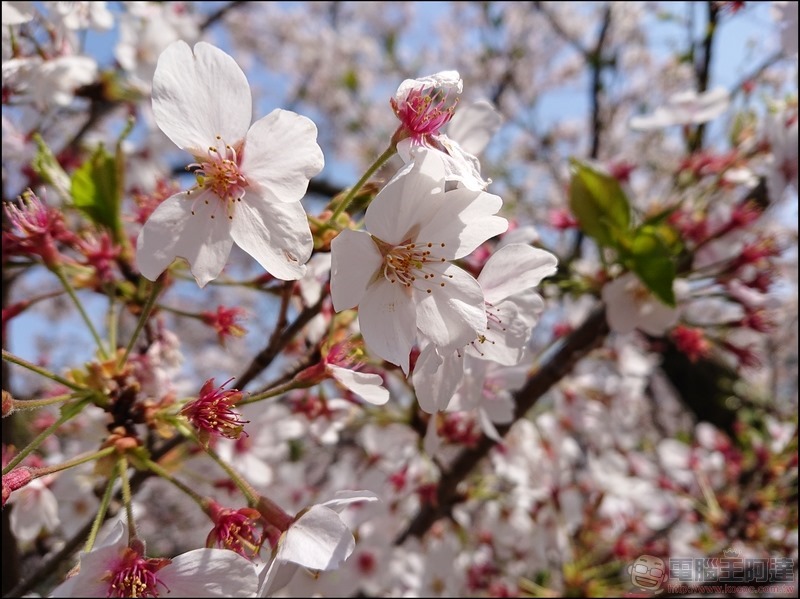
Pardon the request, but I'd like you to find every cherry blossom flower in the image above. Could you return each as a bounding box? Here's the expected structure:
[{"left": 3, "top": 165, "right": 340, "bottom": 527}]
[
  {"left": 330, "top": 147, "right": 508, "bottom": 373},
  {"left": 2, "top": 54, "right": 98, "bottom": 108},
  {"left": 51, "top": 521, "right": 258, "bottom": 597},
  {"left": 6, "top": 474, "right": 59, "bottom": 544},
  {"left": 391, "top": 71, "right": 493, "bottom": 190},
  {"left": 257, "top": 491, "right": 380, "bottom": 597},
  {"left": 205, "top": 501, "right": 265, "bottom": 559},
  {"left": 629, "top": 87, "right": 731, "bottom": 131},
  {"left": 413, "top": 243, "right": 558, "bottom": 413},
  {"left": 136, "top": 41, "right": 324, "bottom": 287},
  {"left": 601, "top": 273, "right": 679, "bottom": 336}
]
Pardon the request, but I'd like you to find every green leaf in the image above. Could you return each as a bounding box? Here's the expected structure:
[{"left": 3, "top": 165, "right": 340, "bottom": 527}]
[
  {"left": 568, "top": 158, "right": 631, "bottom": 249},
  {"left": 70, "top": 145, "right": 123, "bottom": 241},
  {"left": 31, "top": 134, "right": 72, "bottom": 203},
  {"left": 627, "top": 227, "right": 677, "bottom": 306}
]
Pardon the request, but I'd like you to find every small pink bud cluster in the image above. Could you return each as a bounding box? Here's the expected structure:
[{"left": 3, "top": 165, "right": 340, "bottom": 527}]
[
  {"left": 3, "top": 190, "right": 73, "bottom": 269},
  {"left": 181, "top": 378, "right": 249, "bottom": 445},
  {"left": 201, "top": 306, "right": 248, "bottom": 346}
]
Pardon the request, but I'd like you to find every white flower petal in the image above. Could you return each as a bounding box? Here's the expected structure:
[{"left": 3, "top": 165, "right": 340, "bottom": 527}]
[
  {"left": 364, "top": 148, "right": 447, "bottom": 244},
  {"left": 328, "top": 364, "right": 390, "bottom": 405},
  {"left": 230, "top": 197, "right": 311, "bottom": 280},
  {"left": 319, "top": 490, "right": 380, "bottom": 512},
  {"left": 240, "top": 109, "right": 324, "bottom": 203},
  {"left": 258, "top": 559, "right": 299, "bottom": 598},
  {"left": 136, "top": 191, "right": 234, "bottom": 287},
  {"left": 330, "top": 229, "right": 382, "bottom": 311},
  {"left": 446, "top": 99, "right": 503, "bottom": 157},
  {"left": 358, "top": 278, "right": 416, "bottom": 373},
  {"left": 415, "top": 263, "right": 486, "bottom": 351},
  {"left": 478, "top": 408, "right": 504, "bottom": 442},
  {"left": 152, "top": 41, "right": 252, "bottom": 154},
  {"left": 280, "top": 506, "right": 355, "bottom": 571},
  {"left": 415, "top": 185, "right": 507, "bottom": 259},
  {"left": 394, "top": 70, "right": 462, "bottom": 102},
  {"left": 413, "top": 341, "right": 465, "bottom": 413},
  {"left": 431, "top": 135, "right": 491, "bottom": 191},
  {"left": 160, "top": 548, "right": 258, "bottom": 597},
  {"left": 51, "top": 521, "right": 128, "bottom": 597},
  {"left": 478, "top": 244, "right": 558, "bottom": 303},
  {"left": 2, "top": 2, "right": 36, "bottom": 25},
  {"left": 602, "top": 273, "right": 679, "bottom": 336}
]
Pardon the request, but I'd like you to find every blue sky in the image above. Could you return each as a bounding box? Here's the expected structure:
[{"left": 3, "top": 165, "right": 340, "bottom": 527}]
[{"left": 5, "top": 1, "right": 793, "bottom": 382}]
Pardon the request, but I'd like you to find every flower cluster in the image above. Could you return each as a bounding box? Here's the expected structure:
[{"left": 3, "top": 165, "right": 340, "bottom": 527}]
[{"left": 2, "top": 4, "right": 797, "bottom": 599}]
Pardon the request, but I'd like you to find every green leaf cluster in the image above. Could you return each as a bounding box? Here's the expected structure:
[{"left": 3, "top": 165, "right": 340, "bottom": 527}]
[
  {"left": 568, "top": 159, "right": 682, "bottom": 306},
  {"left": 70, "top": 144, "right": 123, "bottom": 242}
]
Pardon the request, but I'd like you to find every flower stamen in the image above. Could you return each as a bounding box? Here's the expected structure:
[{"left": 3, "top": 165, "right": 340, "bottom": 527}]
[
  {"left": 186, "top": 135, "right": 247, "bottom": 220},
  {"left": 374, "top": 238, "right": 453, "bottom": 294}
]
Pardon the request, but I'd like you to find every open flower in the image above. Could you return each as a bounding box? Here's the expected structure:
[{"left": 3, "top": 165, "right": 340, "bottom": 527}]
[
  {"left": 51, "top": 521, "right": 258, "bottom": 597},
  {"left": 413, "top": 243, "right": 557, "bottom": 413},
  {"left": 136, "top": 41, "right": 324, "bottom": 287},
  {"left": 330, "top": 147, "right": 507, "bottom": 373}
]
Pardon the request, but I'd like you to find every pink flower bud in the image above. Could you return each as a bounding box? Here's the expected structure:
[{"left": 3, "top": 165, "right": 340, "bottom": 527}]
[{"left": 2, "top": 466, "right": 33, "bottom": 507}]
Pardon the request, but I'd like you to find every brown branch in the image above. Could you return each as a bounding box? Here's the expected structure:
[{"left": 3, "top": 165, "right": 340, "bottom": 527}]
[
  {"left": 199, "top": 1, "right": 247, "bottom": 31},
  {"left": 236, "top": 291, "right": 327, "bottom": 390},
  {"left": 394, "top": 305, "right": 610, "bottom": 544},
  {"left": 532, "top": 2, "right": 589, "bottom": 57},
  {"left": 689, "top": 1, "right": 720, "bottom": 153}
]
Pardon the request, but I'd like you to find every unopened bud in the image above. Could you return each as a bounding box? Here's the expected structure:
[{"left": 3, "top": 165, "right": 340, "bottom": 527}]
[{"left": 2, "top": 467, "right": 34, "bottom": 507}]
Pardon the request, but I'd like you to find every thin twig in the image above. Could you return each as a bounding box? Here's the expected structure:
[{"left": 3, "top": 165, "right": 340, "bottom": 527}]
[
  {"left": 236, "top": 291, "right": 327, "bottom": 390},
  {"left": 199, "top": 0, "right": 247, "bottom": 31}
]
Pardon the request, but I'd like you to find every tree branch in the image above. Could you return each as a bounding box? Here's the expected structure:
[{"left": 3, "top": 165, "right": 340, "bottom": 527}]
[{"left": 394, "top": 305, "right": 610, "bottom": 544}]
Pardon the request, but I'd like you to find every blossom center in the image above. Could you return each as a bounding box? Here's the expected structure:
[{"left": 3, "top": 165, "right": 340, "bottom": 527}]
[
  {"left": 373, "top": 237, "right": 452, "bottom": 294},
  {"left": 391, "top": 87, "right": 458, "bottom": 141},
  {"left": 106, "top": 547, "right": 170, "bottom": 598},
  {"left": 468, "top": 301, "right": 507, "bottom": 356},
  {"left": 186, "top": 135, "right": 247, "bottom": 219}
]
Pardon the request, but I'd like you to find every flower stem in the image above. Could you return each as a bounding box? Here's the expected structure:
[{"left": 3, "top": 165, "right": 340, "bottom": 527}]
[
  {"left": 142, "top": 457, "right": 207, "bottom": 507},
  {"left": 85, "top": 470, "right": 118, "bottom": 553},
  {"left": 327, "top": 145, "right": 397, "bottom": 224},
  {"left": 53, "top": 265, "right": 109, "bottom": 360},
  {"left": 157, "top": 304, "right": 202, "bottom": 320},
  {"left": 8, "top": 392, "right": 81, "bottom": 411},
  {"left": 2, "top": 398, "right": 90, "bottom": 474},
  {"left": 33, "top": 446, "right": 115, "bottom": 477},
  {"left": 236, "top": 379, "right": 307, "bottom": 407},
  {"left": 119, "top": 280, "right": 163, "bottom": 369},
  {"left": 2, "top": 350, "right": 88, "bottom": 392},
  {"left": 197, "top": 439, "right": 259, "bottom": 506},
  {"left": 117, "top": 457, "right": 137, "bottom": 541}
]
